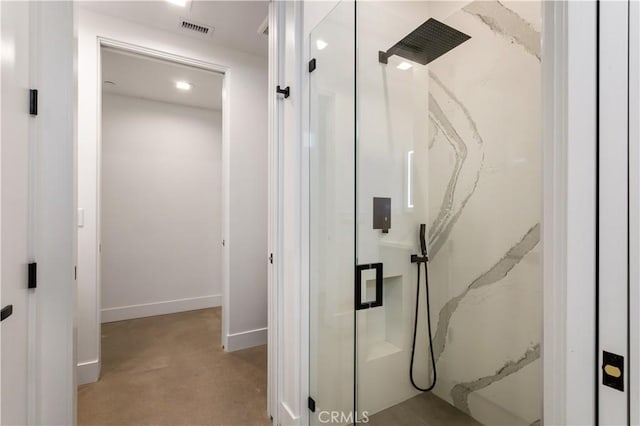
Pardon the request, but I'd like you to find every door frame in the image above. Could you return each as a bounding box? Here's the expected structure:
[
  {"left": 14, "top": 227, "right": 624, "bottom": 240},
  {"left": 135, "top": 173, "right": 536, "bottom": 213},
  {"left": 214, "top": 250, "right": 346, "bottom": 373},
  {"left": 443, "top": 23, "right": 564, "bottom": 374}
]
[
  {"left": 597, "top": 1, "right": 634, "bottom": 423},
  {"left": 268, "top": 0, "right": 283, "bottom": 423},
  {"left": 630, "top": 1, "right": 640, "bottom": 423},
  {"left": 89, "top": 35, "right": 232, "bottom": 373},
  {"left": 543, "top": 1, "right": 599, "bottom": 424}
]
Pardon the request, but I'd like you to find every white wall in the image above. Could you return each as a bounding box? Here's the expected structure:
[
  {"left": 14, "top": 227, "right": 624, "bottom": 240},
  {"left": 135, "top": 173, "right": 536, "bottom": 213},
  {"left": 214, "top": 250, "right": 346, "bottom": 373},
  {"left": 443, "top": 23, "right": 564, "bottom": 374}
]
[
  {"left": 423, "top": 3, "right": 541, "bottom": 423},
  {"left": 76, "top": 8, "right": 268, "bottom": 384},
  {"left": 100, "top": 93, "right": 222, "bottom": 322}
]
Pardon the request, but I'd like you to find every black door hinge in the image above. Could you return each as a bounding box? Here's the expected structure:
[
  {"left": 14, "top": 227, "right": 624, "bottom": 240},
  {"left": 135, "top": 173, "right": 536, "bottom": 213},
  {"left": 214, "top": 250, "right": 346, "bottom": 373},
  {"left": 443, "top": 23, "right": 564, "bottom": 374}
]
[
  {"left": 0, "top": 305, "right": 13, "bottom": 322},
  {"left": 309, "top": 58, "right": 316, "bottom": 73},
  {"left": 74, "top": 266, "right": 77, "bottom": 281},
  {"left": 29, "top": 89, "right": 38, "bottom": 116},
  {"left": 276, "top": 85, "right": 290, "bottom": 99},
  {"left": 308, "top": 396, "right": 316, "bottom": 413},
  {"left": 269, "top": 253, "right": 273, "bottom": 264},
  {"left": 28, "top": 262, "right": 37, "bottom": 289}
]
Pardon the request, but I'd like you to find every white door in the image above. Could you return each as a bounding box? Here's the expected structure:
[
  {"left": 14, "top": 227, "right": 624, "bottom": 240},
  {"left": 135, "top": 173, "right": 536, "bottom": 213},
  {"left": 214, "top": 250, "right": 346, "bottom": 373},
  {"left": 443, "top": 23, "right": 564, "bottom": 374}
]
[
  {"left": 0, "top": 1, "right": 32, "bottom": 424},
  {"left": 599, "top": 1, "right": 631, "bottom": 423}
]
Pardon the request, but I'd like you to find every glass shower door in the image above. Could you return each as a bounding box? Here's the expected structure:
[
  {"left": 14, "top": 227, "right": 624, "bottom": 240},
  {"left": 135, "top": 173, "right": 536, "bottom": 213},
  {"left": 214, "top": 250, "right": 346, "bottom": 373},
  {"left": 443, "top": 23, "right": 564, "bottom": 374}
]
[
  {"left": 309, "top": 1, "right": 542, "bottom": 425},
  {"left": 308, "top": 2, "right": 355, "bottom": 424},
  {"left": 354, "top": 2, "right": 432, "bottom": 422}
]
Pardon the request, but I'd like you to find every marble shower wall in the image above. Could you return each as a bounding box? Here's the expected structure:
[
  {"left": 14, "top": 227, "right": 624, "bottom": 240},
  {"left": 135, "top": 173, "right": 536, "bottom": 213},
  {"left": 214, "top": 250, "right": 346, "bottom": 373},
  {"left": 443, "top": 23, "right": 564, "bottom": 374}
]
[{"left": 426, "top": 1, "right": 541, "bottom": 424}]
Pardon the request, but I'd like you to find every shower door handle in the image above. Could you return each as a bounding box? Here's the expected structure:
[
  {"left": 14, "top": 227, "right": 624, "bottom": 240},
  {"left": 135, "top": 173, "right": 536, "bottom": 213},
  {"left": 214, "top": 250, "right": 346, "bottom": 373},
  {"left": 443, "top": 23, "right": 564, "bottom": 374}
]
[{"left": 355, "top": 263, "right": 383, "bottom": 310}]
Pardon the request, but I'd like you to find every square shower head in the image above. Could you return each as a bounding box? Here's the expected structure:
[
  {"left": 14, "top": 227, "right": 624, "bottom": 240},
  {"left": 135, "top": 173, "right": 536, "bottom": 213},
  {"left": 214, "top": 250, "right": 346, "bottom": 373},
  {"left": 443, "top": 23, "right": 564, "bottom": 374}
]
[{"left": 379, "top": 18, "right": 471, "bottom": 65}]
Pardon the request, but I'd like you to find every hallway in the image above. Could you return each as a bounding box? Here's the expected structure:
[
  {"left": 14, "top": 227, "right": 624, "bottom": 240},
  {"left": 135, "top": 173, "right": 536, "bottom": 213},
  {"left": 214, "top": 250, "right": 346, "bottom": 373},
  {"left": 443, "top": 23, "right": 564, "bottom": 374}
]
[{"left": 78, "top": 308, "right": 269, "bottom": 425}]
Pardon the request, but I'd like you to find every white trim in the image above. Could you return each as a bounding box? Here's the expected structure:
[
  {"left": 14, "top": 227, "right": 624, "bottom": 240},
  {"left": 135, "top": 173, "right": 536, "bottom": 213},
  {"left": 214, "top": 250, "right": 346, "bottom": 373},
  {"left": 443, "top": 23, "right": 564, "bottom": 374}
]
[
  {"left": 99, "top": 38, "right": 229, "bottom": 74},
  {"left": 220, "top": 60, "right": 231, "bottom": 354},
  {"left": 226, "top": 327, "right": 268, "bottom": 352},
  {"left": 100, "top": 295, "right": 222, "bottom": 323},
  {"left": 267, "top": 0, "right": 281, "bottom": 424},
  {"left": 34, "top": 3, "right": 76, "bottom": 423},
  {"left": 0, "top": 0, "right": 3, "bottom": 419},
  {"left": 543, "top": 1, "right": 598, "bottom": 424},
  {"left": 299, "top": 1, "right": 310, "bottom": 424},
  {"left": 27, "top": 3, "right": 39, "bottom": 424},
  {"left": 629, "top": 1, "right": 640, "bottom": 423},
  {"left": 542, "top": 1, "right": 568, "bottom": 424},
  {"left": 598, "top": 2, "right": 630, "bottom": 422},
  {"left": 274, "top": 2, "right": 287, "bottom": 424},
  {"left": 280, "top": 401, "right": 299, "bottom": 425},
  {"left": 77, "top": 360, "right": 100, "bottom": 386},
  {"left": 275, "top": 2, "right": 306, "bottom": 424}
]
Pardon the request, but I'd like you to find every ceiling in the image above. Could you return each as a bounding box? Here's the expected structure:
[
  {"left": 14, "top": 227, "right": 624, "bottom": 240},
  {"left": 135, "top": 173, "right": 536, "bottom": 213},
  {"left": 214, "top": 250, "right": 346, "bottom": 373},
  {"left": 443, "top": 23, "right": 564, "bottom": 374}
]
[
  {"left": 78, "top": 0, "right": 269, "bottom": 57},
  {"left": 102, "top": 47, "right": 224, "bottom": 110}
]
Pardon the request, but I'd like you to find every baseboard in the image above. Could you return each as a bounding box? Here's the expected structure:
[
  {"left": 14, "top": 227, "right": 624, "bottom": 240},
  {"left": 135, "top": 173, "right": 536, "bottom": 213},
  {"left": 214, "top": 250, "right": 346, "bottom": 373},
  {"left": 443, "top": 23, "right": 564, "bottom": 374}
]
[
  {"left": 280, "top": 401, "right": 299, "bottom": 425},
  {"left": 225, "top": 327, "right": 268, "bottom": 351},
  {"left": 77, "top": 359, "right": 100, "bottom": 385},
  {"left": 101, "top": 294, "right": 221, "bottom": 323}
]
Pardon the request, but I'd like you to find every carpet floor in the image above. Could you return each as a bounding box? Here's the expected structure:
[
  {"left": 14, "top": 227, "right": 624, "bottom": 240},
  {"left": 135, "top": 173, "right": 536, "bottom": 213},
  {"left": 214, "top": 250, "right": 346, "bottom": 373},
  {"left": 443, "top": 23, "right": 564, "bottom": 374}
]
[{"left": 78, "top": 308, "right": 270, "bottom": 426}]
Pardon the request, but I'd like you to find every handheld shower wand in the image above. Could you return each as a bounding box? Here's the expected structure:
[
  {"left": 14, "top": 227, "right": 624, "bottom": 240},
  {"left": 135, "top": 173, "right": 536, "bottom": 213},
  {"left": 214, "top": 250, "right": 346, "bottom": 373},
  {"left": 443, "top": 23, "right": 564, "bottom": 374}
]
[
  {"left": 409, "top": 224, "right": 437, "bottom": 392},
  {"left": 420, "top": 223, "right": 428, "bottom": 257}
]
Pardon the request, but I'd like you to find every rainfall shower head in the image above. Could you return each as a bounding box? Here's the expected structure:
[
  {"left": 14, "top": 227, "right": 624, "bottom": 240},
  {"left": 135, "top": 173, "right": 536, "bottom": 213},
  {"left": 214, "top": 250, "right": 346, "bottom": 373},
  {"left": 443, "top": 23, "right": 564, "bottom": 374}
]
[{"left": 378, "top": 18, "right": 470, "bottom": 65}]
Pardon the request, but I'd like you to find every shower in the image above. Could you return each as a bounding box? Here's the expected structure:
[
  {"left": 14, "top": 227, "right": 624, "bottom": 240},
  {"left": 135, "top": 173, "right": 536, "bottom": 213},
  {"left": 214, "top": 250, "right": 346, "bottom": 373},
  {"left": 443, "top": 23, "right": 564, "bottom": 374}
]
[
  {"left": 410, "top": 224, "right": 437, "bottom": 392},
  {"left": 380, "top": 18, "right": 471, "bottom": 393},
  {"left": 310, "top": 1, "right": 542, "bottom": 424},
  {"left": 378, "top": 18, "right": 470, "bottom": 65}
]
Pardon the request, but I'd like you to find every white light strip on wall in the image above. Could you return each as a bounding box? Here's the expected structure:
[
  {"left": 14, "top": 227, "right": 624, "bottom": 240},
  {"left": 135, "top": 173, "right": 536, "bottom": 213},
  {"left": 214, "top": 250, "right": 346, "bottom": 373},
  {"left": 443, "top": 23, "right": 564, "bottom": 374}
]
[{"left": 407, "top": 150, "right": 414, "bottom": 208}]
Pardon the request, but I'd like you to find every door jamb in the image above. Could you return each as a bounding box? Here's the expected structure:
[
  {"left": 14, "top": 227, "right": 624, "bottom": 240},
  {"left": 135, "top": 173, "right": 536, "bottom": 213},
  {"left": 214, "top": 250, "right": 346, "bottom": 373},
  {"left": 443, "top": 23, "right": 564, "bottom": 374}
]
[
  {"left": 630, "top": 1, "right": 640, "bottom": 423},
  {"left": 268, "top": 0, "right": 282, "bottom": 423}
]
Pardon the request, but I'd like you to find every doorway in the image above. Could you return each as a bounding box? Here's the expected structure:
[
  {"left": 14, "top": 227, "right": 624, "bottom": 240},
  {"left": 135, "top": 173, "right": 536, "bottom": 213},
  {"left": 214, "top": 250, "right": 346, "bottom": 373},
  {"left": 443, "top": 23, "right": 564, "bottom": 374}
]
[
  {"left": 76, "top": 46, "right": 268, "bottom": 425},
  {"left": 98, "top": 47, "right": 224, "bottom": 323}
]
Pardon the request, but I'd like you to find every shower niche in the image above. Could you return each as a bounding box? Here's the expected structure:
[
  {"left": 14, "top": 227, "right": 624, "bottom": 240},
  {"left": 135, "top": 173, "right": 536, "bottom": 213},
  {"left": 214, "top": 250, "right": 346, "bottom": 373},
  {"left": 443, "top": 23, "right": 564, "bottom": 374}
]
[{"left": 360, "top": 275, "right": 403, "bottom": 361}]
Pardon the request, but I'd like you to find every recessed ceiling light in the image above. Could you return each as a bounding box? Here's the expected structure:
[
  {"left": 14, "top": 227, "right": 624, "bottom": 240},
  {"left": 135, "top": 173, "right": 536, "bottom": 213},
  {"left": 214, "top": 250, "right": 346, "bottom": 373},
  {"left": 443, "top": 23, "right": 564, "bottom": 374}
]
[
  {"left": 397, "top": 61, "right": 412, "bottom": 71},
  {"left": 316, "top": 40, "right": 328, "bottom": 50},
  {"left": 166, "top": 0, "right": 187, "bottom": 7},
  {"left": 176, "top": 81, "right": 192, "bottom": 91}
]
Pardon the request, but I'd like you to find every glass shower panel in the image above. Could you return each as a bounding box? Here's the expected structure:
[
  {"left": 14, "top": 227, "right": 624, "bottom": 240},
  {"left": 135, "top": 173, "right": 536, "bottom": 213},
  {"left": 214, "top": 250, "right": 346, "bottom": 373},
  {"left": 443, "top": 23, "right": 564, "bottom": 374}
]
[
  {"left": 356, "top": 2, "right": 542, "bottom": 426},
  {"left": 354, "top": 1, "right": 431, "bottom": 421},
  {"left": 309, "top": 2, "right": 355, "bottom": 425}
]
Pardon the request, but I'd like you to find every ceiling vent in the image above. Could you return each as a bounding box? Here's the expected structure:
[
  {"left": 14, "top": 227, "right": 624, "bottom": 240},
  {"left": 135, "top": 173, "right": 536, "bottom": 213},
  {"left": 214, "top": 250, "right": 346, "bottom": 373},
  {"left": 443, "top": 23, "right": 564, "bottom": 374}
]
[{"left": 178, "top": 18, "right": 214, "bottom": 38}]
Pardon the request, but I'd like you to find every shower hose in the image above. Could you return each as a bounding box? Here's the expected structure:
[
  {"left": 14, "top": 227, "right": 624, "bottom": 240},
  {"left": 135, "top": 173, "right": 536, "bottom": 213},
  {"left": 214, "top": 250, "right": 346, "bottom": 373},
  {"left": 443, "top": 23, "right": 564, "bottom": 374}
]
[{"left": 409, "top": 259, "right": 437, "bottom": 392}]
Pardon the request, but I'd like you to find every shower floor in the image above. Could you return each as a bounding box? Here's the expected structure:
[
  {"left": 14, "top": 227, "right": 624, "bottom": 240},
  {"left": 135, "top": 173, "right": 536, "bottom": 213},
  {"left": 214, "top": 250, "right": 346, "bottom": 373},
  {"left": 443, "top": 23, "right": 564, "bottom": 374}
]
[{"left": 367, "top": 392, "right": 481, "bottom": 426}]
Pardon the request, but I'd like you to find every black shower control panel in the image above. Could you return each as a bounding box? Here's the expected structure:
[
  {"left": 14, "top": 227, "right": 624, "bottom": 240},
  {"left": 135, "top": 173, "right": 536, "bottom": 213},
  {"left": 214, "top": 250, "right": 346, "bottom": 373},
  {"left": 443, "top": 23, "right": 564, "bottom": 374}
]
[
  {"left": 373, "top": 197, "right": 391, "bottom": 233},
  {"left": 602, "top": 351, "right": 624, "bottom": 392}
]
